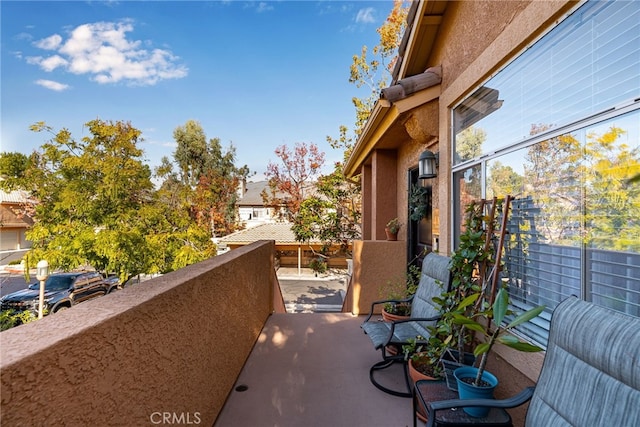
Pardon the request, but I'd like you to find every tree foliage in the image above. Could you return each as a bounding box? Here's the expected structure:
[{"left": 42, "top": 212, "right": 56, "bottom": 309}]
[
  {"left": 264, "top": 142, "right": 325, "bottom": 220},
  {"left": 0, "top": 152, "right": 31, "bottom": 191},
  {"left": 292, "top": 161, "right": 361, "bottom": 253},
  {"left": 156, "top": 119, "right": 250, "bottom": 237},
  {"left": 349, "top": 0, "right": 409, "bottom": 134},
  {"left": 7, "top": 119, "right": 221, "bottom": 283}
]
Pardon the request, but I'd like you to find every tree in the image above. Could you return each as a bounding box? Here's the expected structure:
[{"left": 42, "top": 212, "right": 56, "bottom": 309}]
[
  {"left": 14, "top": 120, "right": 157, "bottom": 280},
  {"left": 0, "top": 152, "right": 30, "bottom": 191},
  {"left": 349, "top": 0, "right": 409, "bottom": 134},
  {"left": 264, "top": 142, "right": 325, "bottom": 220},
  {"left": 292, "top": 161, "right": 361, "bottom": 254},
  {"left": 159, "top": 120, "right": 250, "bottom": 236}
]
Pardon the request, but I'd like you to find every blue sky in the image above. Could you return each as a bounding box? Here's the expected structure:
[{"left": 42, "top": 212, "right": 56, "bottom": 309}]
[{"left": 1, "top": 0, "right": 393, "bottom": 180}]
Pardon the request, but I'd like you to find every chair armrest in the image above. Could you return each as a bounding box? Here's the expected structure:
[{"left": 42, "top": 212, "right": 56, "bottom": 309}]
[
  {"left": 423, "top": 386, "right": 535, "bottom": 427},
  {"left": 363, "top": 295, "right": 415, "bottom": 323}
]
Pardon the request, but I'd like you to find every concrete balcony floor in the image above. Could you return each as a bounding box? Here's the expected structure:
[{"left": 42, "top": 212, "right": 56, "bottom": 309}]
[{"left": 214, "top": 312, "right": 414, "bottom": 427}]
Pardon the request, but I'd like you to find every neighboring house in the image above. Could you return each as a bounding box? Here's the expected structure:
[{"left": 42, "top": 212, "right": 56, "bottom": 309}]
[
  {"left": 217, "top": 222, "right": 347, "bottom": 270},
  {"left": 345, "top": 0, "right": 638, "bottom": 399},
  {"left": 0, "top": 189, "right": 34, "bottom": 264},
  {"left": 236, "top": 181, "right": 283, "bottom": 228}
]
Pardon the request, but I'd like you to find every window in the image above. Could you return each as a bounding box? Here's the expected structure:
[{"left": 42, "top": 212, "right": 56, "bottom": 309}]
[{"left": 452, "top": 0, "right": 640, "bottom": 347}]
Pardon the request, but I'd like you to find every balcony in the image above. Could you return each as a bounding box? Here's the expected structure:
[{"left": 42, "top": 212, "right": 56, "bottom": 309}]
[{"left": 0, "top": 240, "right": 533, "bottom": 426}]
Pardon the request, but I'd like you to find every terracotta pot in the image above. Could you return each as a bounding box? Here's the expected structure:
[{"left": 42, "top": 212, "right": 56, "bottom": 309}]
[
  {"left": 381, "top": 308, "right": 410, "bottom": 356},
  {"left": 381, "top": 307, "right": 410, "bottom": 322},
  {"left": 409, "top": 357, "right": 437, "bottom": 422},
  {"left": 385, "top": 227, "right": 398, "bottom": 241}
]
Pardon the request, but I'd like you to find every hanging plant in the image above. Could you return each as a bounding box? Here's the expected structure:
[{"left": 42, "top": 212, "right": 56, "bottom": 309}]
[{"left": 409, "top": 183, "right": 429, "bottom": 222}]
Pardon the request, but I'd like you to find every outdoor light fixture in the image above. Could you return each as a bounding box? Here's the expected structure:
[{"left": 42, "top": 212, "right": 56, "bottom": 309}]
[
  {"left": 418, "top": 150, "right": 438, "bottom": 179},
  {"left": 36, "top": 260, "right": 49, "bottom": 319}
]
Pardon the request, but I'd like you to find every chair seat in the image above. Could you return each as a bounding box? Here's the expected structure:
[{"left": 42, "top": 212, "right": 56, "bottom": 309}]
[{"left": 361, "top": 321, "right": 429, "bottom": 350}]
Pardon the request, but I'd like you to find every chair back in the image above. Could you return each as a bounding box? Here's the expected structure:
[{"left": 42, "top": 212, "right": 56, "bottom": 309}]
[
  {"left": 526, "top": 297, "right": 640, "bottom": 426},
  {"left": 409, "top": 253, "right": 452, "bottom": 337}
]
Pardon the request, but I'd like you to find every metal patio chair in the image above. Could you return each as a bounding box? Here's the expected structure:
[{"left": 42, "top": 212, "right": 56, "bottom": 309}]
[{"left": 361, "top": 252, "right": 452, "bottom": 397}]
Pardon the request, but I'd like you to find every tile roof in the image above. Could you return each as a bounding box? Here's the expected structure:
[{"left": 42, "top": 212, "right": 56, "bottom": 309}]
[
  {"left": 219, "top": 222, "right": 321, "bottom": 245},
  {"left": 0, "top": 189, "right": 32, "bottom": 204}
]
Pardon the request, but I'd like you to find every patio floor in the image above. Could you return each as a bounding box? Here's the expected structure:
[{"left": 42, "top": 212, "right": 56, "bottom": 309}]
[{"left": 214, "top": 313, "right": 415, "bottom": 427}]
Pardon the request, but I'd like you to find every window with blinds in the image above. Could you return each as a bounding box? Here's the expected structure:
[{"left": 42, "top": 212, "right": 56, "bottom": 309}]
[
  {"left": 452, "top": 0, "right": 640, "bottom": 348},
  {"left": 453, "top": 0, "right": 640, "bottom": 166}
]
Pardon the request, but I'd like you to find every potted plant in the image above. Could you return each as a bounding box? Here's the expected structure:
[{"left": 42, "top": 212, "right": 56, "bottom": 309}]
[
  {"left": 379, "top": 263, "right": 421, "bottom": 320},
  {"left": 385, "top": 218, "right": 401, "bottom": 240},
  {"left": 432, "top": 199, "right": 498, "bottom": 389},
  {"left": 452, "top": 287, "right": 545, "bottom": 417},
  {"left": 402, "top": 335, "right": 445, "bottom": 421}
]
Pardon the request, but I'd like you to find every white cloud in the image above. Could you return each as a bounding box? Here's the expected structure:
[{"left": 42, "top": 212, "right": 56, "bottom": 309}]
[
  {"left": 34, "top": 34, "right": 62, "bottom": 50},
  {"left": 40, "top": 55, "right": 68, "bottom": 72},
  {"left": 256, "top": 2, "right": 274, "bottom": 13},
  {"left": 35, "top": 79, "right": 70, "bottom": 91},
  {"left": 355, "top": 7, "right": 376, "bottom": 24},
  {"left": 28, "top": 20, "right": 188, "bottom": 86}
]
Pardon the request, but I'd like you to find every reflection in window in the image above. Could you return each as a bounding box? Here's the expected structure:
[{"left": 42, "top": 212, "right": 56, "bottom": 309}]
[
  {"left": 453, "top": 165, "right": 482, "bottom": 245},
  {"left": 453, "top": 0, "right": 640, "bottom": 165},
  {"left": 481, "top": 111, "right": 640, "bottom": 345}
]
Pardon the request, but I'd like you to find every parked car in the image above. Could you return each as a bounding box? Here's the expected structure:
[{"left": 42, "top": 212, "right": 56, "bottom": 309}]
[{"left": 0, "top": 271, "right": 118, "bottom": 315}]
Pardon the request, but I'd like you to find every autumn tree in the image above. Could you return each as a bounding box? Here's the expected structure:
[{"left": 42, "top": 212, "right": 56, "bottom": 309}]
[
  {"left": 349, "top": 0, "right": 409, "bottom": 134},
  {"left": 290, "top": 1, "right": 407, "bottom": 251},
  {"left": 157, "top": 120, "right": 250, "bottom": 236},
  {"left": 264, "top": 142, "right": 325, "bottom": 221}
]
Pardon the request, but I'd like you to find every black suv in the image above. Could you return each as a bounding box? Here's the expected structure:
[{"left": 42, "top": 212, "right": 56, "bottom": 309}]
[{"left": 0, "top": 271, "right": 118, "bottom": 315}]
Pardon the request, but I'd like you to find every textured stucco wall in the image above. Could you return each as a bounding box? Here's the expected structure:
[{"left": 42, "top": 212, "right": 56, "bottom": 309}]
[
  {"left": 0, "top": 240, "right": 277, "bottom": 426},
  {"left": 344, "top": 240, "right": 407, "bottom": 315}
]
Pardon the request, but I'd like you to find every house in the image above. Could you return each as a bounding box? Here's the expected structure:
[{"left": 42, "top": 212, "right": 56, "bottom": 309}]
[
  {"left": 236, "top": 180, "right": 283, "bottom": 228},
  {"left": 0, "top": 189, "right": 33, "bottom": 265},
  {"left": 344, "top": 0, "right": 639, "bottom": 418}
]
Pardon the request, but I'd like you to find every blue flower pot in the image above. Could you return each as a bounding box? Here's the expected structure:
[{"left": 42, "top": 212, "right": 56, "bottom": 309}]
[{"left": 453, "top": 366, "right": 499, "bottom": 417}]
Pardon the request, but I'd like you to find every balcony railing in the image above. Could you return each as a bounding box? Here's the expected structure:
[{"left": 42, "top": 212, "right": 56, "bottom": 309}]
[{"left": 1, "top": 239, "right": 536, "bottom": 426}]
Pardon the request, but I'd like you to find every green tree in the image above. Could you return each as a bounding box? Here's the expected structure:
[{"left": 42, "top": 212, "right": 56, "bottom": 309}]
[
  {"left": 19, "top": 120, "right": 157, "bottom": 280},
  {"left": 0, "top": 152, "right": 31, "bottom": 191},
  {"left": 164, "top": 120, "right": 250, "bottom": 236},
  {"left": 292, "top": 161, "right": 361, "bottom": 254}
]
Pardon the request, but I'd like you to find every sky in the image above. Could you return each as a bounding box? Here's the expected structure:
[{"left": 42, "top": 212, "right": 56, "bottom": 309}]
[{"left": 1, "top": 0, "right": 394, "bottom": 181}]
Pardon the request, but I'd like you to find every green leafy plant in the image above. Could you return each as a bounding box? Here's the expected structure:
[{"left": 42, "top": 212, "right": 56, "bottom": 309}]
[
  {"left": 379, "top": 263, "right": 422, "bottom": 315},
  {"left": 402, "top": 335, "right": 445, "bottom": 378},
  {"left": 453, "top": 288, "right": 545, "bottom": 386},
  {"left": 308, "top": 257, "right": 328, "bottom": 274},
  {"left": 386, "top": 218, "right": 401, "bottom": 234},
  {"left": 409, "top": 183, "right": 429, "bottom": 222},
  {"left": 443, "top": 199, "right": 501, "bottom": 361},
  {"left": 0, "top": 309, "right": 38, "bottom": 331}
]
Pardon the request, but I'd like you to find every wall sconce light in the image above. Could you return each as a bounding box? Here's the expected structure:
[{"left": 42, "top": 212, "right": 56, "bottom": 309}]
[{"left": 418, "top": 150, "right": 438, "bottom": 179}]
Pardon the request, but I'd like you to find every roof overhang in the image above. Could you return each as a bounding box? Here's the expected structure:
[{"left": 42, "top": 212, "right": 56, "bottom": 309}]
[{"left": 344, "top": 0, "right": 448, "bottom": 179}]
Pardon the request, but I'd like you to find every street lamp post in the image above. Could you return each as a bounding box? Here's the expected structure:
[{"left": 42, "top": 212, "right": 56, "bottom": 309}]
[{"left": 36, "top": 260, "right": 49, "bottom": 319}]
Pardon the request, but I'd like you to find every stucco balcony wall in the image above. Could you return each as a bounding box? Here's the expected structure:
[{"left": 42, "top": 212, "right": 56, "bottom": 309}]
[
  {"left": 343, "top": 239, "right": 408, "bottom": 315},
  {"left": 0, "top": 240, "right": 282, "bottom": 426}
]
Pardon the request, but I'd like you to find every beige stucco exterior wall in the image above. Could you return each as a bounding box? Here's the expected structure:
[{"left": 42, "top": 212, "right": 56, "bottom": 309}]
[
  {"left": 0, "top": 241, "right": 279, "bottom": 426},
  {"left": 343, "top": 240, "right": 407, "bottom": 315}
]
